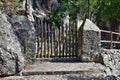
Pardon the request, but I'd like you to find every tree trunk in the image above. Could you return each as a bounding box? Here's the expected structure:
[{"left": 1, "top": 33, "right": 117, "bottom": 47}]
[{"left": 87, "top": 0, "right": 90, "bottom": 19}]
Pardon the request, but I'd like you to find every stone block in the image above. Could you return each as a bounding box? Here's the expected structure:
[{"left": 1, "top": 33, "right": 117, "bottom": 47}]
[{"left": 77, "top": 19, "right": 101, "bottom": 62}]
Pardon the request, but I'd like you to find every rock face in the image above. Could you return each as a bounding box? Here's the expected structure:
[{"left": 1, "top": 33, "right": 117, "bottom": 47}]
[
  {"left": 7, "top": 15, "right": 36, "bottom": 64},
  {"left": 77, "top": 19, "right": 101, "bottom": 62},
  {"left": 20, "top": 0, "right": 59, "bottom": 21},
  {"left": 0, "top": 14, "right": 24, "bottom": 76},
  {"left": 101, "top": 49, "right": 120, "bottom": 77}
]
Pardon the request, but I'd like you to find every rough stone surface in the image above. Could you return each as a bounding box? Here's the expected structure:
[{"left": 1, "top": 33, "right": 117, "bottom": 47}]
[
  {"left": 100, "top": 49, "right": 120, "bottom": 77},
  {"left": 3, "top": 75, "right": 117, "bottom": 80},
  {"left": 1, "top": 59, "right": 119, "bottom": 79},
  {"left": 20, "top": 0, "right": 59, "bottom": 19},
  {"left": 0, "top": 14, "right": 24, "bottom": 76},
  {"left": 7, "top": 15, "right": 36, "bottom": 64},
  {"left": 21, "top": 61, "right": 117, "bottom": 80},
  {"left": 77, "top": 19, "right": 101, "bottom": 62}
]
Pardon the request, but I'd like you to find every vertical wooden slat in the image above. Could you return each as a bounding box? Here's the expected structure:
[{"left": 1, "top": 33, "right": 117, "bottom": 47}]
[
  {"left": 35, "top": 17, "right": 38, "bottom": 58},
  {"left": 74, "top": 22, "right": 77, "bottom": 57},
  {"left": 54, "top": 29, "right": 57, "bottom": 57},
  {"left": 68, "top": 24, "right": 71, "bottom": 57},
  {"left": 110, "top": 31, "right": 113, "bottom": 49},
  {"left": 75, "top": 21, "right": 78, "bottom": 57},
  {"left": 57, "top": 29, "right": 59, "bottom": 57},
  {"left": 73, "top": 22, "right": 76, "bottom": 57},
  {"left": 70, "top": 23, "right": 73, "bottom": 57},
  {"left": 53, "top": 28, "right": 56, "bottom": 57},
  {"left": 59, "top": 27, "right": 61, "bottom": 57},
  {"left": 43, "top": 19, "right": 46, "bottom": 58},
  {"left": 65, "top": 24, "right": 68, "bottom": 57},
  {"left": 69, "top": 24, "right": 72, "bottom": 57},
  {"left": 52, "top": 27, "right": 54, "bottom": 57},
  {"left": 44, "top": 22, "right": 47, "bottom": 57},
  {"left": 55, "top": 29, "right": 59, "bottom": 57},
  {"left": 62, "top": 26, "right": 65, "bottom": 57},
  {"left": 41, "top": 18, "right": 44, "bottom": 58},
  {"left": 40, "top": 18, "right": 43, "bottom": 58},
  {"left": 39, "top": 18, "right": 41, "bottom": 58},
  {"left": 36, "top": 18, "right": 40, "bottom": 58},
  {"left": 61, "top": 26, "right": 63, "bottom": 57},
  {"left": 71, "top": 23, "right": 74, "bottom": 57},
  {"left": 52, "top": 28, "right": 54, "bottom": 57},
  {"left": 72, "top": 23, "right": 74, "bottom": 57},
  {"left": 50, "top": 26, "right": 52, "bottom": 57},
  {"left": 47, "top": 23, "right": 50, "bottom": 57},
  {"left": 60, "top": 27, "right": 62, "bottom": 57},
  {"left": 53, "top": 28, "right": 55, "bottom": 57},
  {"left": 58, "top": 28, "right": 60, "bottom": 57},
  {"left": 38, "top": 18, "right": 40, "bottom": 58}
]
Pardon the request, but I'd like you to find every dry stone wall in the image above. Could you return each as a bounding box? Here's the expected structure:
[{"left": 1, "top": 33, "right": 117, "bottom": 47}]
[{"left": 100, "top": 49, "right": 120, "bottom": 77}]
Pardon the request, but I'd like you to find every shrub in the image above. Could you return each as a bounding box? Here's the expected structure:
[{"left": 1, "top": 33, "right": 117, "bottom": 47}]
[{"left": 0, "top": 0, "right": 22, "bottom": 15}]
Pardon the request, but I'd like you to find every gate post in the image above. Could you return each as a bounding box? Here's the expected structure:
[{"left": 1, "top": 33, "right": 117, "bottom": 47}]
[{"left": 77, "top": 19, "right": 101, "bottom": 62}]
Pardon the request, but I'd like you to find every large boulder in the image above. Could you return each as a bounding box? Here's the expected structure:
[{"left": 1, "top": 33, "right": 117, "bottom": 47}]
[
  {"left": 7, "top": 15, "right": 36, "bottom": 64},
  {"left": 0, "top": 14, "right": 24, "bottom": 76}
]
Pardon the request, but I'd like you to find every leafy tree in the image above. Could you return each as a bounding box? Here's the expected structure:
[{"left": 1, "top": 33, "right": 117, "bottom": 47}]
[
  {"left": 96, "top": 0, "right": 120, "bottom": 22},
  {"left": 95, "top": 0, "right": 120, "bottom": 32},
  {"left": 48, "top": 0, "right": 101, "bottom": 27}
]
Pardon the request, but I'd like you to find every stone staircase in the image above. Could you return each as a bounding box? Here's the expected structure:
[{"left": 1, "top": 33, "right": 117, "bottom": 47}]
[
  {"left": 22, "top": 58, "right": 105, "bottom": 77},
  {"left": 2, "top": 58, "right": 119, "bottom": 80}
]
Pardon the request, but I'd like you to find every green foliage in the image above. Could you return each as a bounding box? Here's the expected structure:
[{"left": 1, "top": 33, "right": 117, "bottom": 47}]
[
  {"left": 48, "top": 0, "right": 80, "bottom": 27},
  {"left": 96, "top": 0, "right": 120, "bottom": 22},
  {"left": 49, "top": 0, "right": 120, "bottom": 27},
  {"left": 48, "top": 0, "right": 100, "bottom": 27}
]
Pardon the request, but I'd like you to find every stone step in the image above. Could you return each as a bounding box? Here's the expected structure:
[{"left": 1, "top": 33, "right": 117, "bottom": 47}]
[
  {"left": 22, "top": 70, "right": 93, "bottom": 76},
  {"left": 36, "top": 57, "right": 80, "bottom": 62},
  {"left": 22, "top": 60, "right": 105, "bottom": 76}
]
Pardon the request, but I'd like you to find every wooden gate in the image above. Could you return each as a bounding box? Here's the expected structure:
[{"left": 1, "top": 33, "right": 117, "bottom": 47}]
[{"left": 35, "top": 17, "right": 78, "bottom": 58}]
